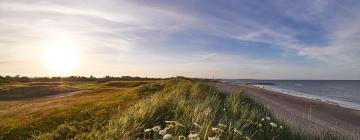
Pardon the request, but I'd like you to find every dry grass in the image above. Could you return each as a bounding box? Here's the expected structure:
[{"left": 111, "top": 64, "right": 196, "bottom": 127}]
[
  {"left": 0, "top": 81, "right": 164, "bottom": 140},
  {"left": 0, "top": 78, "right": 350, "bottom": 140}
]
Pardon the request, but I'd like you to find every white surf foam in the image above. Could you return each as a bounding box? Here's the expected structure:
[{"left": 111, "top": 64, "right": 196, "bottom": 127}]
[{"left": 254, "top": 84, "right": 360, "bottom": 110}]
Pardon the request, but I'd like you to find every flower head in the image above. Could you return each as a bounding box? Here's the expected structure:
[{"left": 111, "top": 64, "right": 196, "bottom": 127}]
[
  {"left": 159, "top": 129, "right": 167, "bottom": 135},
  {"left": 188, "top": 133, "right": 199, "bottom": 138},
  {"left": 266, "top": 117, "right": 270, "bottom": 120},
  {"left": 212, "top": 127, "right": 220, "bottom": 132},
  {"left": 166, "top": 124, "right": 175, "bottom": 129},
  {"left": 179, "top": 135, "right": 186, "bottom": 140},
  {"left": 152, "top": 126, "right": 161, "bottom": 132},
  {"left": 234, "top": 128, "right": 243, "bottom": 135},
  {"left": 270, "top": 122, "right": 277, "bottom": 127},
  {"left": 144, "top": 128, "right": 152, "bottom": 133},
  {"left": 163, "top": 134, "right": 173, "bottom": 140},
  {"left": 218, "top": 123, "right": 227, "bottom": 128}
]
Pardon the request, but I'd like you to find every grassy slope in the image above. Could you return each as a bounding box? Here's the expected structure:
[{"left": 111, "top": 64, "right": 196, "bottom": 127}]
[
  {"left": 0, "top": 81, "right": 164, "bottom": 140},
  {"left": 0, "top": 78, "right": 348, "bottom": 140}
]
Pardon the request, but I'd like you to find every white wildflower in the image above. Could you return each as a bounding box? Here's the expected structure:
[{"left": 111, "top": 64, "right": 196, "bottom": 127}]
[
  {"left": 280, "top": 125, "right": 283, "bottom": 129},
  {"left": 261, "top": 118, "right": 265, "bottom": 121},
  {"left": 163, "top": 134, "right": 173, "bottom": 140},
  {"left": 234, "top": 128, "right": 243, "bottom": 135},
  {"left": 178, "top": 135, "right": 186, "bottom": 140},
  {"left": 166, "top": 124, "right": 175, "bottom": 129},
  {"left": 144, "top": 128, "right": 152, "bottom": 133},
  {"left": 258, "top": 123, "right": 262, "bottom": 128},
  {"left": 208, "top": 136, "right": 220, "bottom": 140},
  {"left": 188, "top": 133, "right": 199, "bottom": 138},
  {"left": 218, "top": 123, "right": 227, "bottom": 128},
  {"left": 152, "top": 126, "right": 161, "bottom": 132},
  {"left": 266, "top": 117, "right": 270, "bottom": 120},
  {"left": 159, "top": 129, "right": 167, "bottom": 135},
  {"left": 212, "top": 127, "right": 220, "bottom": 131},
  {"left": 245, "top": 136, "right": 251, "bottom": 140},
  {"left": 270, "top": 122, "right": 277, "bottom": 127}
]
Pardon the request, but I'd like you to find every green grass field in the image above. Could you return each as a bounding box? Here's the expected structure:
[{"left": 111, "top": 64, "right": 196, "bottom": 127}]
[{"left": 0, "top": 78, "right": 349, "bottom": 140}]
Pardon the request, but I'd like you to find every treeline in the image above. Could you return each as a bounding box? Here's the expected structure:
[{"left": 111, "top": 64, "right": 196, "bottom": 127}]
[{"left": 0, "top": 75, "right": 163, "bottom": 83}]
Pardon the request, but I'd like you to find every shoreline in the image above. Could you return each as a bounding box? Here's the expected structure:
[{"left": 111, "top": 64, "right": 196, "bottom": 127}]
[
  {"left": 251, "top": 84, "right": 360, "bottom": 111},
  {"left": 213, "top": 82, "right": 360, "bottom": 137}
]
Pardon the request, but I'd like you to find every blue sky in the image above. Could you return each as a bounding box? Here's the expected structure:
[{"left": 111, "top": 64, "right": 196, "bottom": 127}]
[{"left": 0, "top": 0, "right": 360, "bottom": 79}]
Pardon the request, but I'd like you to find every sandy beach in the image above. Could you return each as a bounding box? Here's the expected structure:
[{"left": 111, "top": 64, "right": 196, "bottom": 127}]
[{"left": 214, "top": 82, "right": 360, "bottom": 137}]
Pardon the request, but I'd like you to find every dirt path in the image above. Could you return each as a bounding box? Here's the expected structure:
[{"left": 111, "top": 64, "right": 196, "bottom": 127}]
[
  {"left": 0, "top": 90, "right": 88, "bottom": 120},
  {"left": 45, "top": 90, "right": 88, "bottom": 99},
  {"left": 213, "top": 82, "right": 360, "bottom": 138}
]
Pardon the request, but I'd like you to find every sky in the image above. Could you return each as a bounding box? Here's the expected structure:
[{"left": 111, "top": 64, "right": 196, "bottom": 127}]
[{"left": 0, "top": 0, "right": 360, "bottom": 79}]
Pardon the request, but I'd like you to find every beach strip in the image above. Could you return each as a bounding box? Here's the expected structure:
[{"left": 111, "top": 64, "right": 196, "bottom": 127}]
[{"left": 214, "top": 82, "right": 360, "bottom": 137}]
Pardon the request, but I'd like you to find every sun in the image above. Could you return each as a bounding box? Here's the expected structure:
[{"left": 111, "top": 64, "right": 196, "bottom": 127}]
[{"left": 43, "top": 40, "right": 78, "bottom": 74}]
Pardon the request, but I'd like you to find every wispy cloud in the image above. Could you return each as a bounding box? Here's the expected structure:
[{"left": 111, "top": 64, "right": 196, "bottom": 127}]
[{"left": 0, "top": 0, "right": 359, "bottom": 79}]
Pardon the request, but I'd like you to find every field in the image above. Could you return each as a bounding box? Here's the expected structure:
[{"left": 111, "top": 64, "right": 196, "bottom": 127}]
[{"left": 0, "top": 78, "right": 349, "bottom": 140}]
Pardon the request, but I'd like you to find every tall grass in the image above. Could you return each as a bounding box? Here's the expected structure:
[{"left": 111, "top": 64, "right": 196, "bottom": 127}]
[{"left": 27, "top": 78, "right": 350, "bottom": 139}]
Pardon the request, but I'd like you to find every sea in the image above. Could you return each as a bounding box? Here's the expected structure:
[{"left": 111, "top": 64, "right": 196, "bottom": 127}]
[{"left": 222, "top": 79, "right": 360, "bottom": 110}]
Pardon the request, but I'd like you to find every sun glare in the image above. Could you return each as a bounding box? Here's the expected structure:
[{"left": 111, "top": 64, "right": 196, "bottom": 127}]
[{"left": 43, "top": 40, "right": 78, "bottom": 74}]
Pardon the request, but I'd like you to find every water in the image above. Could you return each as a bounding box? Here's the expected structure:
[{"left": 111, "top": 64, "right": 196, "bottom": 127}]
[{"left": 223, "top": 79, "right": 360, "bottom": 110}]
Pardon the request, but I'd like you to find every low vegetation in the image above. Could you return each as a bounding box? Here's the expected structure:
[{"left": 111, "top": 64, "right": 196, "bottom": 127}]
[{"left": 0, "top": 78, "right": 350, "bottom": 140}]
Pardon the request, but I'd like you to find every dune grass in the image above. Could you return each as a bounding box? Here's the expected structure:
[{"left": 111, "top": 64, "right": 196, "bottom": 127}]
[
  {"left": 1, "top": 78, "right": 350, "bottom": 140},
  {"left": 93, "top": 78, "right": 350, "bottom": 140},
  {"left": 0, "top": 81, "right": 164, "bottom": 140}
]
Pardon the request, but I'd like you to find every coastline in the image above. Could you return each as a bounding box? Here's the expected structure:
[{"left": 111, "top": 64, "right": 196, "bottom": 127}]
[
  {"left": 214, "top": 82, "right": 360, "bottom": 137},
  {"left": 252, "top": 84, "right": 360, "bottom": 111}
]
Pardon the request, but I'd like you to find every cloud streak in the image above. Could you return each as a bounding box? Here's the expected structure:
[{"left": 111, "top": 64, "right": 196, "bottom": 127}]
[{"left": 0, "top": 0, "right": 359, "bottom": 79}]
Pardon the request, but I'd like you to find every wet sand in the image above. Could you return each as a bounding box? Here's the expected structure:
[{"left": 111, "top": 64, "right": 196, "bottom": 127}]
[{"left": 213, "top": 82, "right": 360, "bottom": 137}]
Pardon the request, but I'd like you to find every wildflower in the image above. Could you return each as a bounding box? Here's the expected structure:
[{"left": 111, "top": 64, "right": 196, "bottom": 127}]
[
  {"left": 152, "top": 126, "right": 161, "bottom": 132},
  {"left": 166, "top": 124, "right": 175, "bottom": 129},
  {"left": 258, "top": 123, "right": 262, "bottom": 128},
  {"left": 208, "top": 137, "right": 220, "bottom": 140},
  {"left": 223, "top": 108, "right": 226, "bottom": 111},
  {"left": 266, "top": 117, "right": 270, "bottom": 120},
  {"left": 261, "top": 118, "right": 265, "bottom": 121},
  {"left": 245, "top": 136, "right": 251, "bottom": 140},
  {"left": 159, "top": 129, "right": 167, "bottom": 135},
  {"left": 212, "top": 127, "right": 220, "bottom": 131},
  {"left": 178, "top": 135, "right": 186, "bottom": 140},
  {"left": 280, "top": 125, "right": 283, "bottom": 129},
  {"left": 270, "top": 122, "right": 277, "bottom": 127},
  {"left": 218, "top": 123, "right": 227, "bottom": 128},
  {"left": 144, "top": 129, "right": 152, "bottom": 133},
  {"left": 188, "top": 133, "right": 199, "bottom": 138},
  {"left": 234, "top": 128, "right": 243, "bottom": 135},
  {"left": 163, "top": 134, "right": 173, "bottom": 140}
]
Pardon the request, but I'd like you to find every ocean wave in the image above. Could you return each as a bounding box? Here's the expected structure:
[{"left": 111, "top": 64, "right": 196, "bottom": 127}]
[{"left": 253, "top": 85, "right": 360, "bottom": 110}]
